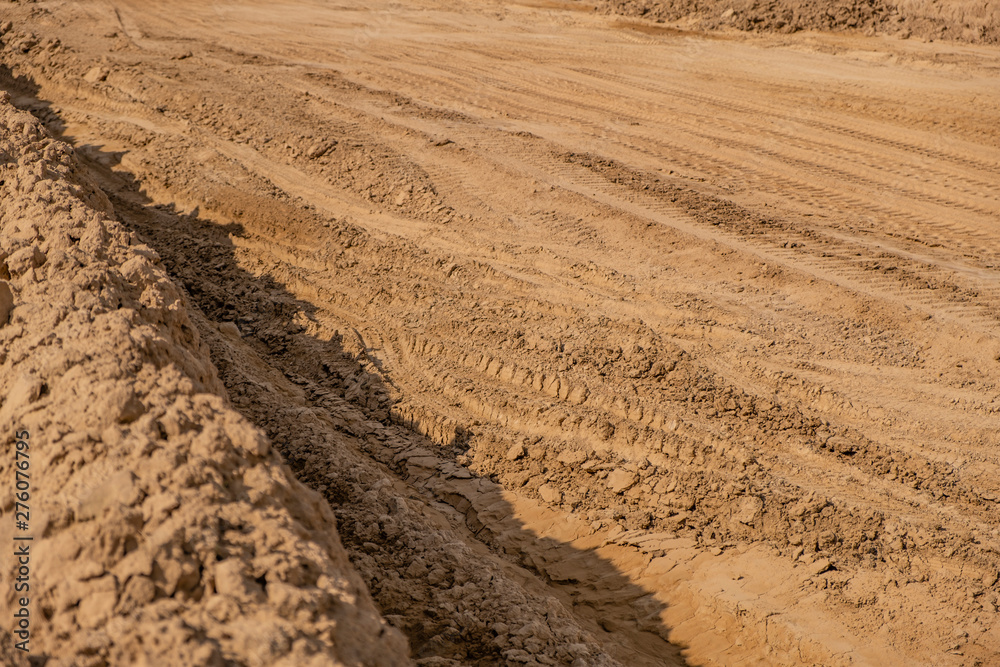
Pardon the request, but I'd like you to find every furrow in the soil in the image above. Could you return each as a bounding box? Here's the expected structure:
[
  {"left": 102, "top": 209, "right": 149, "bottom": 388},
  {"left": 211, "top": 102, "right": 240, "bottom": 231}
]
[
  {"left": 204, "top": 171, "right": 1000, "bottom": 543},
  {"left": 383, "top": 63, "right": 1000, "bottom": 271},
  {"left": 90, "top": 149, "right": 667, "bottom": 664},
  {"left": 565, "top": 61, "right": 1000, "bottom": 171},
  {"left": 498, "top": 152, "right": 1000, "bottom": 334},
  {"left": 362, "top": 57, "right": 997, "bottom": 256},
  {"left": 593, "top": 127, "right": 1000, "bottom": 265},
  {"left": 453, "top": 67, "right": 1000, "bottom": 249},
  {"left": 487, "top": 60, "right": 1000, "bottom": 209}
]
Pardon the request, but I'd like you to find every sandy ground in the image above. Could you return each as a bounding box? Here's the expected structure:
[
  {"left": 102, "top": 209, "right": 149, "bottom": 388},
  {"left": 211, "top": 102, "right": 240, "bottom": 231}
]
[
  {"left": 2, "top": 0, "right": 1000, "bottom": 665},
  {"left": 597, "top": 0, "right": 1000, "bottom": 44}
]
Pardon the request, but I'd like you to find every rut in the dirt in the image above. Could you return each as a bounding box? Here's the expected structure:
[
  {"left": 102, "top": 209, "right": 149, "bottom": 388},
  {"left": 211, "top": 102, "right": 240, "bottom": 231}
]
[{"left": 91, "top": 138, "right": 674, "bottom": 665}]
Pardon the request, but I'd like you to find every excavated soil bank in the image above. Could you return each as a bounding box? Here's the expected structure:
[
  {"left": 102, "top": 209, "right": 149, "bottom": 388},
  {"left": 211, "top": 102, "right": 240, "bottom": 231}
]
[
  {"left": 0, "top": 93, "right": 410, "bottom": 666},
  {"left": 592, "top": 0, "right": 1000, "bottom": 44}
]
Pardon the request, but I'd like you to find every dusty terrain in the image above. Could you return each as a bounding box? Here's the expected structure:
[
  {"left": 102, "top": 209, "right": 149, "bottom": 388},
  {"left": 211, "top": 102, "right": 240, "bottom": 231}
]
[
  {"left": 2, "top": 0, "right": 1000, "bottom": 665},
  {"left": 597, "top": 0, "right": 1000, "bottom": 44}
]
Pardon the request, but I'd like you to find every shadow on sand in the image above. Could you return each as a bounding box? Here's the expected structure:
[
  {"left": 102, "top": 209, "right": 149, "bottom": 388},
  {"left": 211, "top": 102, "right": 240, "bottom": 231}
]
[{"left": 1, "top": 64, "right": 691, "bottom": 667}]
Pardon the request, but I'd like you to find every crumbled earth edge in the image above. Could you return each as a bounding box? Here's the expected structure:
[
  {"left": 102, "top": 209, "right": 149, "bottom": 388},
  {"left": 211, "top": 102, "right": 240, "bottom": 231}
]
[
  {"left": 0, "top": 92, "right": 414, "bottom": 666},
  {"left": 591, "top": 0, "right": 1000, "bottom": 44},
  {"left": 0, "top": 83, "right": 624, "bottom": 667}
]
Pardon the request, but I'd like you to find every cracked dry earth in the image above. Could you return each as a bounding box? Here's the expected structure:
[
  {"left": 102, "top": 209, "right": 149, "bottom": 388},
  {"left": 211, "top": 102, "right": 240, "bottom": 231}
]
[{"left": 2, "top": 0, "right": 1000, "bottom": 665}]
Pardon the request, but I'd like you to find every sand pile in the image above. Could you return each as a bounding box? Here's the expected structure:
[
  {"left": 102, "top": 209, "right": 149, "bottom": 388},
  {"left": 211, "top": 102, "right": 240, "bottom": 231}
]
[
  {"left": 595, "top": 0, "right": 1000, "bottom": 43},
  {"left": 0, "top": 93, "right": 409, "bottom": 666}
]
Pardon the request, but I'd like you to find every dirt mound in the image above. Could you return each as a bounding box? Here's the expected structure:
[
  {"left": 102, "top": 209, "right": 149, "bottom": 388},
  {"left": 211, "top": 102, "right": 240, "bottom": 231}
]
[
  {"left": 0, "top": 92, "right": 409, "bottom": 666},
  {"left": 0, "top": 29, "right": 629, "bottom": 667},
  {"left": 595, "top": 0, "right": 1000, "bottom": 43}
]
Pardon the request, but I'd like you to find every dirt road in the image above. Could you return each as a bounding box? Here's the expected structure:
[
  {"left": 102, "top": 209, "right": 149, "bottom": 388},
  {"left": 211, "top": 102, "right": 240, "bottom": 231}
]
[{"left": 3, "top": 0, "right": 1000, "bottom": 664}]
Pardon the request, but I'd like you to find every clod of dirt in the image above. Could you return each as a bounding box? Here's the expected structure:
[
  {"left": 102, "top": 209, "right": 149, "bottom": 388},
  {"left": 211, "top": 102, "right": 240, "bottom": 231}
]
[
  {"left": 82, "top": 66, "right": 109, "bottom": 84},
  {"left": 0, "top": 281, "right": 13, "bottom": 326}
]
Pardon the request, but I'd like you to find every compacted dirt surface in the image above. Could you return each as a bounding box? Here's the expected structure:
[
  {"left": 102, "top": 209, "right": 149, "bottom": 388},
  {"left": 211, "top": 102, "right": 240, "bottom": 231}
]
[{"left": 2, "top": 0, "right": 1000, "bottom": 665}]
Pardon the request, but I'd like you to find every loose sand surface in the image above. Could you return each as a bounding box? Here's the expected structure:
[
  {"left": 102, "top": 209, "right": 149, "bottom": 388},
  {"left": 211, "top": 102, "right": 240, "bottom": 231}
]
[{"left": 2, "top": 1, "right": 999, "bottom": 665}]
